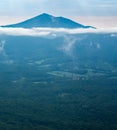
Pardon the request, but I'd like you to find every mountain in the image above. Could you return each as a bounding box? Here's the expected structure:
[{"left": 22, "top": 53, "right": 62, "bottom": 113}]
[{"left": 1, "top": 13, "right": 94, "bottom": 29}]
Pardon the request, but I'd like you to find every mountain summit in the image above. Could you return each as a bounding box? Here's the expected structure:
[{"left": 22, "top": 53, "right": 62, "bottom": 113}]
[{"left": 2, "top": 13, "right": 94, "bottom": 29}]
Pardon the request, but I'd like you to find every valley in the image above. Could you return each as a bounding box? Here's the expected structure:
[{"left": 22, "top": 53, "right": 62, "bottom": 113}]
[{"left": 0, "top": 32, "right": 117, "bottom": 129}]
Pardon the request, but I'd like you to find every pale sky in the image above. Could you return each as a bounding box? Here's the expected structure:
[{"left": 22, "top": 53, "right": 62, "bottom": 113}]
[{"left": 0, "top": 0, "right": 117, "bottom": 28}]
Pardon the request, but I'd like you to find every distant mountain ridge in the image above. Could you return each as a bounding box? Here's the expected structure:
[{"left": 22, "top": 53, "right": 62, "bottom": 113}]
[{"left": 1, "top": 13, "right": 95, "bottom": 29}]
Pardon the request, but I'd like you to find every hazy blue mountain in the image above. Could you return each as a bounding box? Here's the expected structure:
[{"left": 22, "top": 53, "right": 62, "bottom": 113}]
[{"left": 1, "top": 13, "right": 94, "bottom": 28}]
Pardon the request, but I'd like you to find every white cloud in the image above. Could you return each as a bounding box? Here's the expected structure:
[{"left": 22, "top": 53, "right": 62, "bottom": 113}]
[
  {"left": 0, "top": 27, "right": 117, "bottom": 37},
  {"left": 0, "top": 40, "right": 5, "bottom": 53},
  {"left": 0, "top": 40, "right": 8, "bottom": 58}
]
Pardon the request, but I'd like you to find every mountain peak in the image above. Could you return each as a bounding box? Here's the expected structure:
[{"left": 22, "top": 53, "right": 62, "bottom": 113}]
[
  {"left": 1, "top": 13, "right": 95, "bottom": 29},
  {"left": 39, "top": 13, "right": 52, "bottom": 17},
  {"left": 33, "top": 13, "right": 55, "bottom": 20}
]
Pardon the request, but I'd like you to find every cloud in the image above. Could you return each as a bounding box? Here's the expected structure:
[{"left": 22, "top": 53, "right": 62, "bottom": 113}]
[
  {"left": 0, "top": 27, "right": 117, "bottom": 37},
  {"left": 62, "top": 36, "right": 78, "bottom": 52},
  {"left": 0, "top": 40, "right": 5, "bottom": 53},
  {"left": 0, "top": 40, "right": 8, "bottom": 58}
]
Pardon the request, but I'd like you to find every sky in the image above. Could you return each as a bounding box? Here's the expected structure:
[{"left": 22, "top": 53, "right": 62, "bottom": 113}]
[{"left": 0, "top": 0, "right": 117, "bottom": 28}]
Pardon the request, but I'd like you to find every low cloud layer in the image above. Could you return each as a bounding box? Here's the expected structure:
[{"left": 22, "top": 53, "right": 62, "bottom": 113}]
[{"left": 0, "top": 27, "right": 117, "bottom": 37}]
